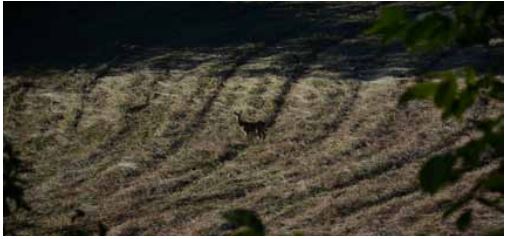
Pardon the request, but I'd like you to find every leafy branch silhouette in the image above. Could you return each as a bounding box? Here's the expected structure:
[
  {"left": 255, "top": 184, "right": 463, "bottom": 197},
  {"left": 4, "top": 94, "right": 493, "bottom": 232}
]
[
  {"left": 368, "top": 2, "right": 503, "bottom": 234},
  {"left": 222, "top": 209, "right": 266, "bottom": 236}
]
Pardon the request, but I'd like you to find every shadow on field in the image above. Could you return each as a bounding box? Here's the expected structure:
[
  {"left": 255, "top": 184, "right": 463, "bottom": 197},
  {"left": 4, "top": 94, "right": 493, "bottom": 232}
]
[
  {"left": 5, "top": 2, "right": 502, "bottom": 79},
  {"left": 4, "top": 2, "right": 325, "bottom": 73}
]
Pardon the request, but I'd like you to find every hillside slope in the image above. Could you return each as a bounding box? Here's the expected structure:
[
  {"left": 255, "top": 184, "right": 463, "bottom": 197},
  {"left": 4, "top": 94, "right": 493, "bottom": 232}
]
[{"left": 4, "top": 2, "right": 503, "bottom": 235}]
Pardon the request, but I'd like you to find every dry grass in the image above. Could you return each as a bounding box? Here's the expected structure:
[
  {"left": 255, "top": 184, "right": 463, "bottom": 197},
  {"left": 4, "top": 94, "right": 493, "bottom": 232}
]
[{"left": 4, "top": 2, "right": 502, "bottom": 236}]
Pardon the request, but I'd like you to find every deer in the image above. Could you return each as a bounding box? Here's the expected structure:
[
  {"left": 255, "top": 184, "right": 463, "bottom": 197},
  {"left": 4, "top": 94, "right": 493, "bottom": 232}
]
[{"left": 233, "top": 111, "right": 267, "bottom": 140}]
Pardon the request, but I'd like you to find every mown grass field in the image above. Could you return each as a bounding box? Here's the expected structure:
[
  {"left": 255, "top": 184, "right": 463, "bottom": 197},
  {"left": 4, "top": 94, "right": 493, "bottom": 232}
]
[{"left": 3, "top": 2, "right": 503, "bottom": 235}]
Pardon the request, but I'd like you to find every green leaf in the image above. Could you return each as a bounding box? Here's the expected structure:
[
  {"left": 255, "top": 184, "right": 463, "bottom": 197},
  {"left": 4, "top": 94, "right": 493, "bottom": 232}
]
[
  {"left": 434, "top": 73, "right": 457, "bottom": 109},
  {"left": 452, "top": 87, "right": 477, "bottom": 117},
  {"left": 366, "top": 7, "right": 409, "bottom": 43},
  {"left": 456, "top": 210, "right": 472, "bottom": 231},
  {"left": 488, "top": 125, "right": 504, "bottom": 156},
  {"left": 457, "top": 138, "right": 486, "bottom": 169},
  {"left": 222, "top": 209, "right": 265, "bottom": 236},
  {"left": 404, "top": 12, "right": 455, "bottom": 51},
  {"left": 419, "top": 154, "right": 458, "bottom": 194},
  {"left": 232, "top": 227, "right": 263, "bottom": 236},
  {"left": 481, "top": 174, "right": 504, "bottom": 193},
  {"left": 399, "top": 81, "right": 438, "bottom": 104},
  {"left": 464, "top": 68, "right": 477, "bottom": 86},
  {"left": 489, "top": 80, "right": 504, "bottom": 101},
  {"left": 476, "top": 118, "right": 499, "bottom": 133}
]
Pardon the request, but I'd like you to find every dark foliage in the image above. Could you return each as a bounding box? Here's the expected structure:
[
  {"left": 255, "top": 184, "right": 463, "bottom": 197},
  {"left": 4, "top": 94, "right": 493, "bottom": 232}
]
[
  {"left": 368, "top": 2, "right": 503, "bottom": 233},
  {"left": 367, "top": 2, "right": 503, "bottom": 51},
  {"left": 222, "top": 209, "right": 266, "bottom": 236}
]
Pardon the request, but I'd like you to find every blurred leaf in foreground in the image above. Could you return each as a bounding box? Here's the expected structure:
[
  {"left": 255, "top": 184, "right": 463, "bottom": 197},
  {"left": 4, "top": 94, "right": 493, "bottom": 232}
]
[
  {"left": 419, "top": 154, "right": 458, "bottom": 194},
  {"left": 222, "top": 209, "right": 265, "bottom": 236},
  {"left": 368, "top": 1, "right": 503, "bottom": 233},
  {"left": 456, "top": 210, "right": 472, "bottom": 231}
]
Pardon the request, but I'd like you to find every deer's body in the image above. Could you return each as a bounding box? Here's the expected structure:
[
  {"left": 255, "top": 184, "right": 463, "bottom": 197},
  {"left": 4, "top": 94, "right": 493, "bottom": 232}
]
[{"left": 234, "top": 112, "right": 267, "bottom": 140}]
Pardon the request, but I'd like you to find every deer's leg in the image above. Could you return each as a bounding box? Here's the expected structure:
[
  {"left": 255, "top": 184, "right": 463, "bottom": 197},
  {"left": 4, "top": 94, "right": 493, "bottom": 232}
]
[
  {"left": 239, "top": 128, "right": 247, "bottom": 138},
  {"left": 245, "top": 130, "right": 254, "bottom": 141},
  {"left": 254, "top": 129, "right": 261, "bottom": 141}
]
